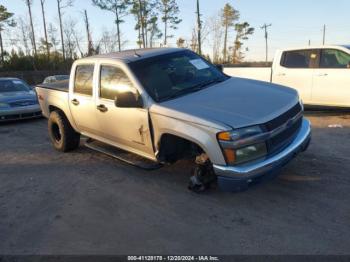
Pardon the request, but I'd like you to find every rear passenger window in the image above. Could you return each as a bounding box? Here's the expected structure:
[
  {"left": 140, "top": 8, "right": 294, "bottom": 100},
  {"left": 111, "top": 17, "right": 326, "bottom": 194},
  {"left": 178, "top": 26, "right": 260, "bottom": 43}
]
[
  {"left": 74, "top": 64, "right": 94, "bottom": 96},
  {"left": 100, "top": 65, "right": 136, "bottom": 100},
  {"left": 281, "top": 50, "right": 314, "bottom": 68},
  {"left": 320, "top": 49, "right": 350, "bottom": 68}
]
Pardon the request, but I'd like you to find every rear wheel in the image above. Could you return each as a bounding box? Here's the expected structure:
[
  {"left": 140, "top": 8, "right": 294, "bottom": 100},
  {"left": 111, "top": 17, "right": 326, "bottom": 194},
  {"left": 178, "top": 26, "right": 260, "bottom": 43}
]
[{"left": 48, "top": 111, "right": 80, "bottom": 152}]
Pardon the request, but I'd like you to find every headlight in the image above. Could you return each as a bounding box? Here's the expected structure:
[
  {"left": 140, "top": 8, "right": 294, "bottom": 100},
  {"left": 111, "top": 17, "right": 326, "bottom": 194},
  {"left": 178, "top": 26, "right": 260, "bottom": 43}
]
[
  {"left": 0, "top": 102, "right": 9, "bottom": 109},
  {"left": 218, "top": 125, "right": 263, "bottom": 141},
  {"left": 217, "top": 126, "right": 267, "bottom": 165}
]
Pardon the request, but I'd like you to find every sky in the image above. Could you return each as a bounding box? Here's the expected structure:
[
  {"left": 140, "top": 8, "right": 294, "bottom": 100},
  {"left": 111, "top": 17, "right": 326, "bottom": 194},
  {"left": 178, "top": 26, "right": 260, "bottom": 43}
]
[{"left": 1, "top": 0, "right": 350, "bottom": 61}]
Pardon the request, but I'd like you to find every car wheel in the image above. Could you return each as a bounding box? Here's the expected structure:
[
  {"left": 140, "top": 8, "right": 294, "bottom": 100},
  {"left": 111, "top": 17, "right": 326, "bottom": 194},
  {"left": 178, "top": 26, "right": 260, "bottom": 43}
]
[{"left": 48, "top": 111, "right": 80, "bottom": 152}]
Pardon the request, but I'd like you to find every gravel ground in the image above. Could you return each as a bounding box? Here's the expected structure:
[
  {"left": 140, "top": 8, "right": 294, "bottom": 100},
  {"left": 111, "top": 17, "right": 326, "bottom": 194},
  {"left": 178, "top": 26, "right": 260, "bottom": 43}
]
[{"left": 0, "top": 112, "right": 349, "bottom": 255}]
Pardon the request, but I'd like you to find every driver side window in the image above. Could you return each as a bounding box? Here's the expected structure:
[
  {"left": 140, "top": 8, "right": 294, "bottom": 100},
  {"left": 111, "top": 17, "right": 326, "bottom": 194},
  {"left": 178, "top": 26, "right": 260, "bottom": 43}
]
[
  {"left": 100, "top": 65, "right": 138, "bottom": 100},
  {"left": 320, "top": 49, "right": 350, "bottom": 68}
]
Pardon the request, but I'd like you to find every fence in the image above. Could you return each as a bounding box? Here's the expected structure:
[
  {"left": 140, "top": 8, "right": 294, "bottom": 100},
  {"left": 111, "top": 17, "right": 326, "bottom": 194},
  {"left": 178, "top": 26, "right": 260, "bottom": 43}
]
[{"left": 0, "top": 71, "right": 69, "bottom": 85}]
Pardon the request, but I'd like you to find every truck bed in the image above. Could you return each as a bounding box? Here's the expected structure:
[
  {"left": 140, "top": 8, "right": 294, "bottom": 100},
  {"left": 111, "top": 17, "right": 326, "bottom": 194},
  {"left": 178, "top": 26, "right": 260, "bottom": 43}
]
[
  {"left": 224, "top": 67, "right": 272, "bottom": 82},
  {"left": 36, "top": 80, "right": 69, "bottom": 92}
]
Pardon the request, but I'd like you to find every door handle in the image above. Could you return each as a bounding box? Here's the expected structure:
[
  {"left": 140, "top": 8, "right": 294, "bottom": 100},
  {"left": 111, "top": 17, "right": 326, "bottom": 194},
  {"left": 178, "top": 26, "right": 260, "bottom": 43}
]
[
  {"left": 97, "top": 104, "right": 108, "bottom": 113},
  {"left": 71, "top": 99, "right": 80, "bottom": 106},
  {"left": 317, "top": 73, "right": 328, "bottom": 77},
  {"left": 276, "top": 73, "right": 286, "bottom": 76}
]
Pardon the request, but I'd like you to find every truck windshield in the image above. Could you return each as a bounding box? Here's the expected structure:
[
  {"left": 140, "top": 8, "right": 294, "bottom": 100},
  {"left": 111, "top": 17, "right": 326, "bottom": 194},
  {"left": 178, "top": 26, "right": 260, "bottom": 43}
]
[
  {"left": 129, "top": 50, "right": 229, "bottom": 102},
  {"left": 0, "top": 79, "right": 31, "bottom": 93}
]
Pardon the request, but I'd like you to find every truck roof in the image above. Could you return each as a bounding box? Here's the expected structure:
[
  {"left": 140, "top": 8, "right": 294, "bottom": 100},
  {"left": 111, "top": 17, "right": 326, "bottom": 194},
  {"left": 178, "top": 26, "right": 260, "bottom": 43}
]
[
  {"left": 277, "top": 44, "right": 350, "bottom": 52},
  {"left": 79, "top": 48, "right": 183, "bottom": 63}
]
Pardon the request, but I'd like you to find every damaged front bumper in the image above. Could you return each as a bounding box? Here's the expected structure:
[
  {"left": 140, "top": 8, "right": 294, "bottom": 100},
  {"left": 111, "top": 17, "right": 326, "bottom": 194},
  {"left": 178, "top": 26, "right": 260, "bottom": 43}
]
[{"left": 213, "top": 118, "right": 312, "bottom": 192}]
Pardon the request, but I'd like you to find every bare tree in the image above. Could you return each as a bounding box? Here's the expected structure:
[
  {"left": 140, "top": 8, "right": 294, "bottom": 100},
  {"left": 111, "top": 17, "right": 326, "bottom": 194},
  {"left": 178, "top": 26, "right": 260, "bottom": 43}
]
[
  {"left": 48, "top": 23, "right": 59, "bottom": 52},
  {"left": 208, "top": 13, "right": 223, "bottom": 63},
  {"left": 16, "top": 18, "right": 30, "bottom": 56},
  {"left": 23, "top": 0, "right": 37, "bottom": 56},
  {"left": 99, "top": 28, "right": 128, "bottom": 53},
  {"left": 63, "top": 18, "right": 81, "bottom": 59},
  {"left": 57, "top": 0, "right": 74, "bottom": 61},
  {"left": 40, "top": 0, "right": 50, "bottom": 58},
  {"left": 0, "top": 4, "right": 16, "bottom": 64}
]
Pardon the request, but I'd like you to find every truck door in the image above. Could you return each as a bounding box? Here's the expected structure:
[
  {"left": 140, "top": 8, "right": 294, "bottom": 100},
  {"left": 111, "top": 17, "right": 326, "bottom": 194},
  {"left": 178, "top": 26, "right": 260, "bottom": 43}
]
[
  {"left": 69, "top": 63, "right": 100, "bottom": 136},
  {"left": 272, "top": 49, "right": 317, "bottom": 104},
  {"left": 94, "top": 63, "right": 155, "bottom": 160},
  {"left": 312, "top": 48, "right": 350, "bottom": 107}
]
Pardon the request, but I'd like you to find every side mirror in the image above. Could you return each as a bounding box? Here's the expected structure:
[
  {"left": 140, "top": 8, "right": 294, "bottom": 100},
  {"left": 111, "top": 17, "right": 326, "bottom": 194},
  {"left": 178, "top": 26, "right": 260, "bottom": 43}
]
[
  {"left": 216, "top": 64, "right": 224, "bottom": 72},
  {"left": 115, "top": 91, "right": 143, "bottom": 108}
]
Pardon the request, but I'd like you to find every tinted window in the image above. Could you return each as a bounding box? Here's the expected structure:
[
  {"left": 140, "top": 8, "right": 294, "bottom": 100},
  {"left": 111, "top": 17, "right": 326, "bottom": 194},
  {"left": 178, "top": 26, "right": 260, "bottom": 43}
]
[
  {"left": 129, "top": 50, "right": 228, "bottom": 102},
  {"left": 0, "top": 79, "right": 31, "bottom": 93},
  {"left": 100, "top": 65, "right": 136, "bottom": 100},
  {"left": 74, "top": 64, "right": 94, "bottom": 95},
  {"left": 282, "top": 50, "right": 314, "bottom": 68},
  {"left": 320, "top": 49, "right": 350, "bottom": 68}
]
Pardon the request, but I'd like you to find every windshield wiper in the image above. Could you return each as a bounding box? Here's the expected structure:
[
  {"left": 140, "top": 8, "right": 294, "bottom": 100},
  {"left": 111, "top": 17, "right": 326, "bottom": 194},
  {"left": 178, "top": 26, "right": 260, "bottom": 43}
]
[{"left": 160, "top": 77, "right": 227, "bottom": 102}]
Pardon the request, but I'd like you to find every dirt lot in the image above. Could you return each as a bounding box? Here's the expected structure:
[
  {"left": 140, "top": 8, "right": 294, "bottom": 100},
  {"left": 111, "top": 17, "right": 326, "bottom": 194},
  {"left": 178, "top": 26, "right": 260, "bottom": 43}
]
[{"left": 0, "top": 111, "right": 349, "bottom": 255}]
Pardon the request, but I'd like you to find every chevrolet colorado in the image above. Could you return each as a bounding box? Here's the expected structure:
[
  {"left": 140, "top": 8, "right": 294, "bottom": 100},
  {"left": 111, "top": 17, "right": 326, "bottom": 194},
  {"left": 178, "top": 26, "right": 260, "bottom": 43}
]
[{"left": 36, "top": 48, "right": 311, "bottom": 192}]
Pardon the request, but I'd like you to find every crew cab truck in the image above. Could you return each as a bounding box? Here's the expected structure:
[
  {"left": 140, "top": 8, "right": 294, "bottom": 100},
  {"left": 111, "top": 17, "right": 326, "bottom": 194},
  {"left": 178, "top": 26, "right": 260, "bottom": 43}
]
[
  {"left": 36, "top": 48, "right": 311, "bottom": 192},
  {"left": 224, "top": 45, "right": 350, "bottom": 108}
]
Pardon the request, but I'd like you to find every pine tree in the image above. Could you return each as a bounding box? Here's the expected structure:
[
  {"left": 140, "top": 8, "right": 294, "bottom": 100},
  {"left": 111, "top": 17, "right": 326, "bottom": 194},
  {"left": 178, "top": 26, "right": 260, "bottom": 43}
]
[
  {"left": 221, "top": 3, "right": 239, "bottom": 63},
  {"left": 232, "top": 22, "right": 254, "bottom": 63},
  {"left": 158, "top": 0, "right": 182, "bottom": 46},
  {"left": 0, "top": 5, "right": 16, "bottom": 65},
  {"left": 93, "top": 0, "right": 131, "bottom": 52}
]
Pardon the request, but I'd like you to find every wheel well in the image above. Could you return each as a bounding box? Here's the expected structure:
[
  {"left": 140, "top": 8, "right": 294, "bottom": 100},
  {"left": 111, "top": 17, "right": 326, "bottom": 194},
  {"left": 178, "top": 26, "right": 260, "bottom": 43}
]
[
  {"left": 158, "top": 134, "right": 205, "bottom": 163},
  {"left": 49, "top": 105, "right": 63, "bottom": 114}
]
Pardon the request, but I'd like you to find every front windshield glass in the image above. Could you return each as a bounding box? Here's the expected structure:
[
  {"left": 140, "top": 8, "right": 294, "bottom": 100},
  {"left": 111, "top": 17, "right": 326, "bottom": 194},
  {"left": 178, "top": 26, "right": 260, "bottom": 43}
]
[
  {"left": 129, "top": 50, "right": 229, "bottom": 102},
  {"left": 0, "top": 79, "right": 31, "bottom": 93}
]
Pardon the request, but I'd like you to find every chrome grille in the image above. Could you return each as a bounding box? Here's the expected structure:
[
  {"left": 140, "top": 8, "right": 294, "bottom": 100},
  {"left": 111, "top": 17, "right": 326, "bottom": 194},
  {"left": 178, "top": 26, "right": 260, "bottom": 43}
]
[{"left": 265, "top": 103, "right": 303, "bottom": 155}]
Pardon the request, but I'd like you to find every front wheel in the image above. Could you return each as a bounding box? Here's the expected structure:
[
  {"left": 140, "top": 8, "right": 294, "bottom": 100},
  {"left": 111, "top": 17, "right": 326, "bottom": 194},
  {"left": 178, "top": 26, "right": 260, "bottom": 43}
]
[{"left": 48, "top": 111, "right": 80, "bottom": 152}]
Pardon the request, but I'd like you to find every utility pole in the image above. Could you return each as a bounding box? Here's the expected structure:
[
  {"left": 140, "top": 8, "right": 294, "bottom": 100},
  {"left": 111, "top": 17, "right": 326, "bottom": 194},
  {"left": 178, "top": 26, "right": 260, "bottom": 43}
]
[
  {"left": 196, "top": 0, "right": 202, "bottom": 55},
  {"left": 322, "top": 24, "right": 326, "bottom": 45},
  {"left": 261, "top": 23, "right": 272, "bottom": 62}
]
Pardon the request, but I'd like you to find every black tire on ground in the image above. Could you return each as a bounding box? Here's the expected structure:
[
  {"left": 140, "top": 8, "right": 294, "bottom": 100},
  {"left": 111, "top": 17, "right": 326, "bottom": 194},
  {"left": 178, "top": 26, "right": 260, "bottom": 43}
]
[{"left": 48, "top": 110, "right": 80, "bottom": 152}]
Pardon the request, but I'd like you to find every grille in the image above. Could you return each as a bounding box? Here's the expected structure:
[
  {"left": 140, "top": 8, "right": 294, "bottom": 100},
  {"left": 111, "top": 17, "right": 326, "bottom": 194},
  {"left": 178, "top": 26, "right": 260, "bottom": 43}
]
[
  {"left": 265, "top": 103, "right": 302, "bottom": 131},
  {"left": 264, "top": 103, "right": 303, "bottom": 155},
  {"left": 0, "top": 112, "right": 41, "bottom": 121},
  {"left": 9, "top": 100, "right": 37, "bottom": 108}
]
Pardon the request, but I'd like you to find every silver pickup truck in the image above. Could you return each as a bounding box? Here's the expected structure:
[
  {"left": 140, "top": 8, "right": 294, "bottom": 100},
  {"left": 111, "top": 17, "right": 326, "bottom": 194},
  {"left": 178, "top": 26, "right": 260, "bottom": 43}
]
[{"left": 36, "top": 48, "right": 311, "bottom": 192}]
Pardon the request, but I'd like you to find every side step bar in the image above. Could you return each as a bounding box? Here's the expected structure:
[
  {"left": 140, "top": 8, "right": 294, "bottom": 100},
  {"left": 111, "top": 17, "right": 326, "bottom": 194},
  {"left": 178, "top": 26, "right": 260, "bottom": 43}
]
[{"left": 85, "top": 139, "right": 163, "bottom": 171}]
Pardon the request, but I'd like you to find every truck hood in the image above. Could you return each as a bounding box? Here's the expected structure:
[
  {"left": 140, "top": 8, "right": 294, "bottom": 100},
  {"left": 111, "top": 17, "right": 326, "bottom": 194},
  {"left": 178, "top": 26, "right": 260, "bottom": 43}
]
[
  {"left": 151, "top": 77, "right": 299, "bottom": 129},
  {"left": 0, "top": 90, "right": 38, "bottom": 103}
]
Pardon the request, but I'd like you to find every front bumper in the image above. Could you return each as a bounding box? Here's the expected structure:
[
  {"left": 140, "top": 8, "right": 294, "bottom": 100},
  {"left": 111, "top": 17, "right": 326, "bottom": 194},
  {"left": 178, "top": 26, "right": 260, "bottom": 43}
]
[
  {"left": 0, "top": 104, "right": 42, "bottom": 122},
  {"left": 213, "top": 118, "right": 311, "bottom": 191}
]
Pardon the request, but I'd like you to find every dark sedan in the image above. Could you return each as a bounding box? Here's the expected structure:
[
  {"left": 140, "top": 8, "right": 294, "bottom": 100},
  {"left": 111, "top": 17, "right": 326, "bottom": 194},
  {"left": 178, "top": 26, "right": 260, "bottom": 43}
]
[{"left": 0, "top": 78, "right": 41, "bottom": 122}]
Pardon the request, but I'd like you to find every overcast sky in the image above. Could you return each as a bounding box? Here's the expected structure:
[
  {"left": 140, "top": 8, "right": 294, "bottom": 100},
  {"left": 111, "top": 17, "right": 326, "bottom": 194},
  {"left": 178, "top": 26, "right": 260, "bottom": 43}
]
[{"left": 2, "top": 0, "right": 350, "bottom": 61}]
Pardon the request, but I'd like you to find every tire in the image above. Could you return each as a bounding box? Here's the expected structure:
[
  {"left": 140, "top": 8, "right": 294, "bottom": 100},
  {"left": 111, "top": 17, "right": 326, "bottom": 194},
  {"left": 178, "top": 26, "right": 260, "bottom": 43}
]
[{"left": 48, "top": 110, "right": 80, "bottom": 152}]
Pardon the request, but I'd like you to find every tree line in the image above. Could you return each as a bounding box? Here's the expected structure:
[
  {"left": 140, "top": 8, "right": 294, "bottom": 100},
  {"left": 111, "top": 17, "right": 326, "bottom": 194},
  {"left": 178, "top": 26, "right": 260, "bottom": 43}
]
[{"left": 0, "top": 0, "right": 255, "bottom": 71}]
